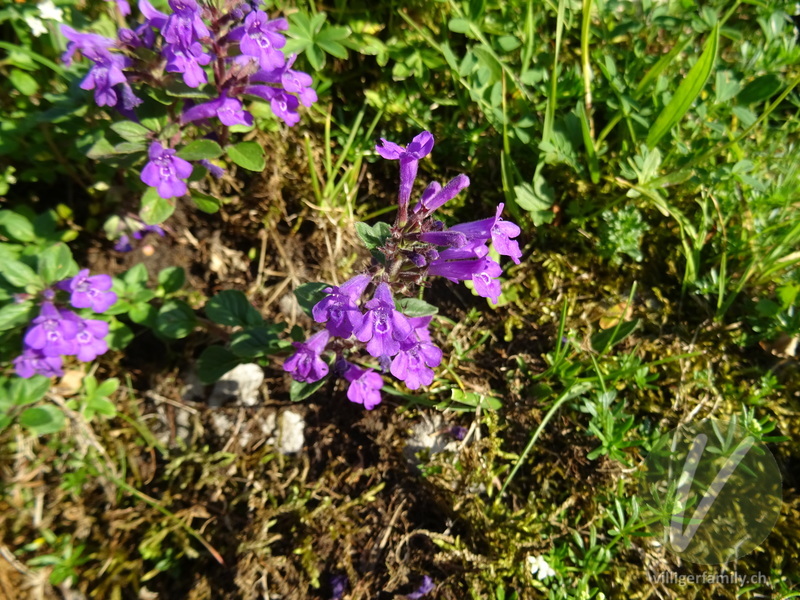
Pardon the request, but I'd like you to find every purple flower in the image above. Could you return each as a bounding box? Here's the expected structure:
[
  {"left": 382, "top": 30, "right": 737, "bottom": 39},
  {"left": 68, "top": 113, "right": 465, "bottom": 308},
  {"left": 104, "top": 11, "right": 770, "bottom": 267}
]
[
  {"left": 162, "top": 0, "right": 209, "bottom": 48},
  {"left": 58, "top": 270, "right": 117, "bottom": 313},
  {"left": 182, "top": 94, "right": 254, "bottom": 127},
  {"left": 407, "top": 575, "right": 435, "bottom": 599},
  {"left": 450, "top": 425, "right": 468, "bottom": 441},
  {"left": 435, "top": 240, "right": 489, "bottom": 261},
  {"left": 61, "top": 312, "right": 110, "bottom": 362},
  {"left": 163, "top": 41, "right": 211, "bottom": 88},
  {"left": 417, "top": 230, "right": 467, "bottom": 248},
  {"left": 428, "top": 256, "right": 503, "bottom": 304},
  {"left": 115, "top": 82, "right": 144, "bottom": 117},
  {"left": 414, "top": 174, "right": 470, "bottom": 215},
  {"left": 137, "top": 0, "right": 168, "bottom": 45},
  {"left": 60, "top": 25, "right": 115, "bottom": 66},
  {"left": 79, "top": 50, "right": 129, "bottom": 107},
  {"left": 231, "top": 10, "right": 287, "bottom": 70},
  {"left": 390, "top": 317, "right": 442, "bottom": 390},
  {"left": 244, "top": 86, "right": 301, "bottom": 125},
  {"left": 330, "top": 574, "right": 348, "bottom": 600},
  {"left": 104, "top": 0, "right": 131, "bottom": 15},
  {"left": 251, "top": 55, "right": 317, "bottom": 107},
  {"left": 450, "top": 203, "right": 522, "bottom": 264},
  {"left": 355, "top": 283, "right": 412, "bottom": 358},
  {"left": 376, "top": 131, "right": 435, "bottom": 214},
  {"left": 312, "top": 274, "right": 371, "bottom": 338},
  {"left": 114, "top": 235, "right": 133, "bottom": 253},
  {"left": 141, "top": 141, "right": 193, "bottom": 199},
  {"left": 343, "top": 363, "right": 383, "bottom": 410},
  {"left": 23, "top": 302, "right": 79, "bottom": 358},
  {"left": 14, "top": 349, "right": 64, "bottom": 379},
  {"left": 132, "top": 224, "right": 165, "bottom": 240},
  {"left": 200, "top": 159, "right": 225, "bottom": 178},
  {"left": 283, "top": 330, "right": 330, "bottom": 383}
]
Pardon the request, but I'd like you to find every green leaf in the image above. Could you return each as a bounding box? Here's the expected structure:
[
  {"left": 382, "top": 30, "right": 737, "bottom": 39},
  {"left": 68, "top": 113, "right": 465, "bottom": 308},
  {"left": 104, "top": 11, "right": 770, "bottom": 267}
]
[
  {"left": 737, "top": 74, "right": 781, "bottom": 105},
  {"left": 110, "top": 120, "right": 151, "bottom": 143},
  {"left": 317, "top": 24, "right": 350, "bottom": 42},
  {"left": 196, "top": 346, "right": 243, "bottom": 385},
  {"left": 37, "top": 243, "right": 77, "bottom": 285},
  {"left": 0, "top": 301, "right": 35, "bottom": 331},
  {"left": 157, "top": 266, "right": 185, "bottom": 294},
  {"left": 715, "top": 70, "right": 741, "bottom": 103},
  {"left": 19, "top": 405, "right": 65, "bottom": 436},
  {"left": 107, "top": 318, "right": 134, "bottom": 350},
  {"left": 0, "top": 210, "right": 35, "bottom": 242},
  {"left": 646, "top": 23, "right": 719, "bottom": 148},
  {"left": 128, "top": 302, "right": 157, "bottom": 326},
  {"left": 9, "top": 69, "right": 39, "bottom": 95},
  {"left": 178, "top": 139, "right": 224, "bottom": 161},
  {"left": 473, "top": 47, "right": 502, "bottom": 83},
  {"left": 205, "top": 290, "right": 263, "bottom": 327},
  {"left": 591, "top": 319, "right": 641, "bottom": 353},
  {"left": 355, "top": 221, "right": 392, "bottom": 252},
  {"left": 164, "top": 81, "right": 213, "bottom": 99},
  {"left": 114, "top": 142, "right": 147, "bottom": 154},
  {"left": 514, "top": 173, "right": 555, "bottom": 226},
  {"left": 141, "top": 187, "right": 177, "bottom": 225},
  {"left": 123, "top": 263, "right": 149, "bottom": 288},
  {"left": 2, "top": 259, "right": 41, "bottom": 289},
  {"left": 226, "top": 141, "right": 266, "bottom": 172},
  {"left": 396, "top": 298, "right": 438, "bottom": 317},
  {"left": 191, "top": 190, "right": 222, "bottom": 214},
  {"left": 156, "top": 300, "right": 197, "bottom": 339},
  {"left": 576, "top": 103, "right": 600, "bottom": 184},
  {"left": 305, "top": 45, "right": 325, "bottom": 70},
  {"left": 86, "top": 135, "right": 117, "bottom": 159},
  {"left": 290, "top": 376, "right": 328, "bottom": 402},
  {"left": 294, "top": 282, "right": 330, "bottom": 318},
  {"left": 497, "top": 35, "right": 521, "bottom": 52},
  {"left": 316, "top": 39, "right": 348, "bottom": 60},
  {"left": 230, "top": 326, "right": 285, "bottom": 358},
  {"left": 448, "top": 18, "right": 471, "bottom": 33},
  {"left": 447, "top": 389, "right": 502, "bottom": 411},
  {"left": 635, "top": 36, "right": 692, "bottom": 97},
  {"left": 86, "top": 396, "right": 116, "bottom": 418},
  {"left": 12, "top": 376, "right": 51, "bottom": 406},
  {"left": 95, "top": 377, "right": 120, "bottom": 398}
]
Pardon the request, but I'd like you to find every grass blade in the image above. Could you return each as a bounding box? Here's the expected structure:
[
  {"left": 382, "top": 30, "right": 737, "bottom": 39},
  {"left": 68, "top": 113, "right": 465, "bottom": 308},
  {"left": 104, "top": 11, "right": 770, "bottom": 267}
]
[
  {"left": 542, "top": 0, "right": 567, "bottom": 145},
  {"left": 646, "top": 23, "right": 719, "bottom": 149}
]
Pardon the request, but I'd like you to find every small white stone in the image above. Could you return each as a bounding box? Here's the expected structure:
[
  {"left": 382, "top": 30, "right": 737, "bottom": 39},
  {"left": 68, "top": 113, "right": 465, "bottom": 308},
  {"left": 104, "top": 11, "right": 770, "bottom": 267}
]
[
  {"left": 208, "top": 363, "right": 264, "bottom": 407},
  {"left": 38, "top": 0, "right": 64, "bottom": 21},
  {"left": 24, "top": 15, "right": 47, "bottom": 36},
  {"left": 403, "top": 413, "right": 459, "bottom": 468},
  {"left": 527, "top": 555, "right": 556, "bottom": 580},
  {"left": 276, "top": 411, "right": 305, "bottom": 454}
]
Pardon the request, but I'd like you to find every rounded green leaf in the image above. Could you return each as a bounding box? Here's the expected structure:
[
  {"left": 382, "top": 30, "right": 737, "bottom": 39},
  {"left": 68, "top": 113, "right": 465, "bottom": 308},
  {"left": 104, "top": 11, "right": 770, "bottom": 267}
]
[
  {"left": 178, "top": 139, "right": 224, "bottom": 161},
  {"left": 196, "top": 346, "right": 243, "bottom": 385},
  {"left": 205, "top": 290, "right": 263, "bottom": 327},
  {"left": 141, "top": 187, "right": 177, "bottom": 225},
  {"left": 191, "top": 191, "right": 222, "bottom": 214},
  {"left": 157, "top": 266, "right": 185, "bottom": 294},
  {"left": 226, "top": 141, "right": 266, "bottom": 172},
  {"left": 448, "top": 18, "right": 471, "bottom": 33},
  {"left": 156, "top": 300, "right": 197, "bottom": 339},
  {"left": 19, "top": 405, "right": 65, "bottom": 436}
]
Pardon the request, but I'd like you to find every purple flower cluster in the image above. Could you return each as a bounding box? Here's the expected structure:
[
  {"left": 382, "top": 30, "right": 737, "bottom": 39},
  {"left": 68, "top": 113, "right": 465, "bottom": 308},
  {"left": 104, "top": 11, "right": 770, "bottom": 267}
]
[
  {"left": 109, "top": 214, "right": 166, "bottom": 253},
  {"left": 62, "top": 1, "right": 317, "bottom": 199},
  {"left": 284, "top": 132, "right": 522, "bottom": 409},
  {"left": 13, "top": 271, "right": 117, "bottom": 379}
]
